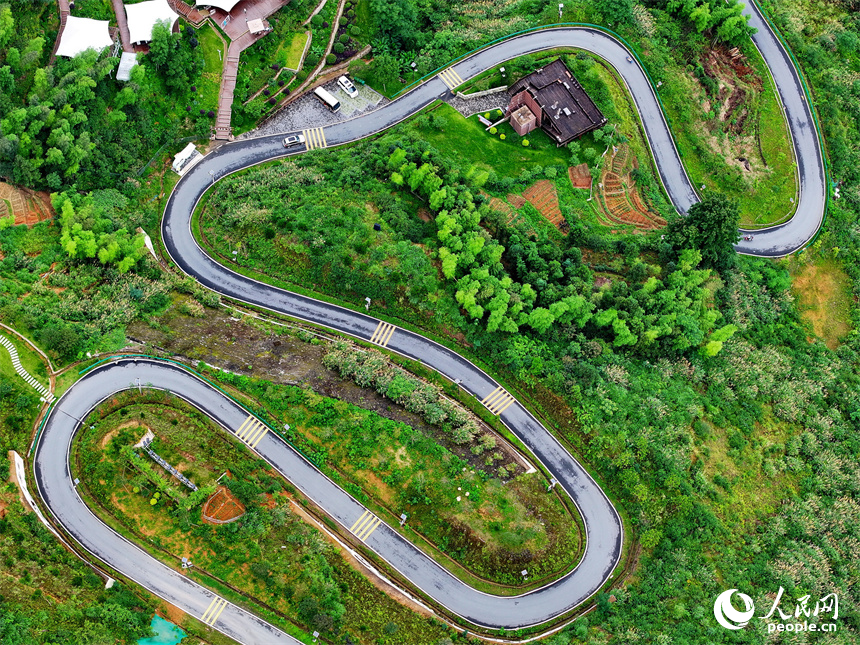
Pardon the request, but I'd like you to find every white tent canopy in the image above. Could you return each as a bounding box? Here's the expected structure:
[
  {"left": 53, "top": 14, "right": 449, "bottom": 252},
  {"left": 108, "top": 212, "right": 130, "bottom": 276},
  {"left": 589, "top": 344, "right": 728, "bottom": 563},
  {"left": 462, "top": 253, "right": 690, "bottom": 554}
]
[
  {"left": 125, "top": 0, "right": 178, "bottom": 44},
  {"left": 196, "top": 0, "right": 242, "bottom": 11},
  {"left": 56, "top": 16, "right": 114, "bottom": 58}
]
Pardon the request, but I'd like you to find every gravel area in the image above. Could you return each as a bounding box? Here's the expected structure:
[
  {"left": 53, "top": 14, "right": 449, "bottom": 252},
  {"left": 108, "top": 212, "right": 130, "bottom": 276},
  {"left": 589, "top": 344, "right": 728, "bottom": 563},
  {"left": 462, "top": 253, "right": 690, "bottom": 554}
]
[
  {"left": 239, "top": 79, "right": 387, "bottom": 139},
  {"left": 447, "top": 88, "right": 508, "bottom": 118}
]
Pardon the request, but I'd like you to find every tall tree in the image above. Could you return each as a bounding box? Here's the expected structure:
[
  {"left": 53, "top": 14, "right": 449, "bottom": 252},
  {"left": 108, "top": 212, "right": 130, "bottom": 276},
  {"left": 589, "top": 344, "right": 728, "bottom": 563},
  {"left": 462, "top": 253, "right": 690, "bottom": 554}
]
[
  {"left": 598, "top": 0, "right": 635, "bottom": 26},
  {"left": 666, "top": 193, "right": 741, "bottom": 272}
]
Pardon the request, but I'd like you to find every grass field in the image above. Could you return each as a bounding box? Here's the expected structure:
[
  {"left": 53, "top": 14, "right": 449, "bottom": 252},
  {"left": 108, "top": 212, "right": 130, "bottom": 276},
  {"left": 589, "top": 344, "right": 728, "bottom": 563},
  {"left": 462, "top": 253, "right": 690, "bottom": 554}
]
[
  {"left": 789, "top": 254, "right": 853, "bottom": 349},
  {"left": 660, "top": 43, "right": 797, "bottom": 228},
  {"left": 73, "top": 393, "right": 459, "bottom": 644},
  {"left": 0, "top": 331, "right": 50, "bottom": 390},
  {"left": 282, "top": 31, "right": 308, "bottom": 69},
  {"left": 412, "top": 104, "right": 570, "bottom": 181},
  {"left": 196, "top": 23, "right": 224, "bottom": 115}
]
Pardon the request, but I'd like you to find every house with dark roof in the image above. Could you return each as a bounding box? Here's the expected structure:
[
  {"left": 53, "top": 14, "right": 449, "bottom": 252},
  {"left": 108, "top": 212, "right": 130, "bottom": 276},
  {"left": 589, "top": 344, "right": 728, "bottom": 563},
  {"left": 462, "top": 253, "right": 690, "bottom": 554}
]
[{"left": 505, "top": 59, "right": 607, "bottom": 146}]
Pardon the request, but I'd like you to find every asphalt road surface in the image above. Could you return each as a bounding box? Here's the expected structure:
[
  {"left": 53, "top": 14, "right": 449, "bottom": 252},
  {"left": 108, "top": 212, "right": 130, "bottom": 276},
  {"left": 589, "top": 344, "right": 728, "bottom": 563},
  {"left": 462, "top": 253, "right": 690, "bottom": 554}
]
[{"left": 33, "top": 2, "right": 825, "bottom": 641}]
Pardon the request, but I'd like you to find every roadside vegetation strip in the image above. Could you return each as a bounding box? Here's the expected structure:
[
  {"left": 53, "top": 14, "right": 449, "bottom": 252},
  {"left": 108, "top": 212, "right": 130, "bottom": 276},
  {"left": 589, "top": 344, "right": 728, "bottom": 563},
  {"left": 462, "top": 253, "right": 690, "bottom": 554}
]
[
  {"left": 67, "top": 382, "right": 455, "bottom": 642},
  {"left": 198, "top": 359, "right": 586, "bottom": 590},
  {"left": 0, "top": 334, "right": 53, "bottom": 402}
]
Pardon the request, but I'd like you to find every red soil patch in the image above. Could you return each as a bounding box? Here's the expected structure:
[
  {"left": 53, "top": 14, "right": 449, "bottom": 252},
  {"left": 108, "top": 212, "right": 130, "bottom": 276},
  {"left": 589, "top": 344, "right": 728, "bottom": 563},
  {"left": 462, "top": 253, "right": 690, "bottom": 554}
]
[
  {"left": 0, "top": 182, "right": 54, "bottom": 227},
  {"left": 522, "top": 179, "right": 565, "bottom": 230},
  {"left": 568, "top": 163, "right": 592, "bottom": 189},
  {"left": 201, "top": 486, "right": 246, "bottom": 524},
  {"left": 597, "top": 144, "right": 666, "bottom": 231}
]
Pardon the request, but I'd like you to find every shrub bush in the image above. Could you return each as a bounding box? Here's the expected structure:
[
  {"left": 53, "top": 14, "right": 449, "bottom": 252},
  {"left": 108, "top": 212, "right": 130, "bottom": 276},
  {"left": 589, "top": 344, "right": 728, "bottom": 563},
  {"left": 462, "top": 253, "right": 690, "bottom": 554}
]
[
  {"left": 333, "top": 43, "right": 345, "bottom": 54},
  {"left": 348, "top": 9, "right": 355, "bottom": 17},
  {"left": 350, "top": 25, "right": 361, "bottom": 36},
  {"left": 339, "top": 16, "right": 347, "bottom": 25},
  {"left": 263, "top": 89, "right": 270, "bottom": 96},
  {"left": 522, "top": 139, "right": 529, "bottom": 146},
  {"left": 500, "top": 133, "right": 506, "bottom": 140},
  {"left": 268, "top": 98, "right": 276, "bottom": 105},
  {"left": 339, "top": 33, "right": 349, "bottom": 43},
  {"left": 207, "top": 110, "right": 215, "bottom": 118},
  {"left": 326, "top": 53, "right": 337, "bottom": 64},
  {"left": 310, "top": 14, "right": 322, "bottom": 26},
  {"left": 489, "top": 126, "right": 497, "bottom": 134}
]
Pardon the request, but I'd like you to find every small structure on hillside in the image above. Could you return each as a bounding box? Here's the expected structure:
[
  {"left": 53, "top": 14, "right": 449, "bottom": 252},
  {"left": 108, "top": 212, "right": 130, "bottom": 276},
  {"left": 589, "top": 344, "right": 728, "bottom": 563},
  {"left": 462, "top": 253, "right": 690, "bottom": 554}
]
[
  {"left": 56, "top": 16, "right": 115, "bottom": 58},
  {"left": 172, "top": 142, "right": 203, "bottom": 175},
  {"left": 125, "top": 0, "right": 179, "bottom": 45},
  {"left": 505, "top": 58, "right": 607, "bottom": 146},
  {"left": 247, "top": 18, "right": 269, "bottom": 35},
  {"left": 116, "top": 52, "right": 138, "bottom": 81}
]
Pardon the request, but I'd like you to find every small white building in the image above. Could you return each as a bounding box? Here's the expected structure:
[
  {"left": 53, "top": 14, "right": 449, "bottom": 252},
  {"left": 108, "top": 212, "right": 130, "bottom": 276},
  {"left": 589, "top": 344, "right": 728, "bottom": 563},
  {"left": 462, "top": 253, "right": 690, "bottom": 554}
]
[
  {"left": 125, "top": 0, "right": 179, "bottom": 45},
  {"left": 56, "top": 16, "right": 114, "bottom": 58},
  {"left": 172, "top": 143, "right": 203, "bottom": 175},
  {"left": 116, "top": 52, "right": 138, "bottom": 81}
]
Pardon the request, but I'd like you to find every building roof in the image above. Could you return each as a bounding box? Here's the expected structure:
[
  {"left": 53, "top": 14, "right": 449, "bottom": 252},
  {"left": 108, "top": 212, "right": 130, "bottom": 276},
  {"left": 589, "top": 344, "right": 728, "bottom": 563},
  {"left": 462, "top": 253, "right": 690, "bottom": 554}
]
[
  {"left": 125, "top": 0, "right": 178, "bottom": 44},
  {"left": 196, "top": 0, "right": 242, "bottom": 11},
  {"left": 510, "top": 104, "right": 536, "bottom": 129},
  {"left": 56, "top": 16, "right": 114, "bottom": 58},
  {"left": 116, "top": 51, "right": 138, "bottom": 81},
  {"left": 508, "top": 59, "right": 606, "bottom": 145},
  {"left": 247, "top": 18, "right": 266, "bottom": 34}
]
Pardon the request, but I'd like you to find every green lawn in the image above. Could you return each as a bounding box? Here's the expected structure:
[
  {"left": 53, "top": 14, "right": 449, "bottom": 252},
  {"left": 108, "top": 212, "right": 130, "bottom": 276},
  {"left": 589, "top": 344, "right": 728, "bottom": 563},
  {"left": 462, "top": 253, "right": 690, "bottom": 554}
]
[
  {"left": 282, "top": 30, "right": 309, "bottom": 69},
  {"left": 195, "top": 23, "right": 224, "bottom": 114},
  {"left": 0, "top": 332, "right": 50, "bottom": 390},
  {"left": 412, "top": 104, "right": 570, "bottom": 181}
]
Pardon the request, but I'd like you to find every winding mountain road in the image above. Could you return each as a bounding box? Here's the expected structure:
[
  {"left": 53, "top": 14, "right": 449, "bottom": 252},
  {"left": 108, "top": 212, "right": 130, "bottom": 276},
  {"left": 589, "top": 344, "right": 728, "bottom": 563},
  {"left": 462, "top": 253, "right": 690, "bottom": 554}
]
[{"left": 33, "top": 2, "right": 826, "bottom": 642}]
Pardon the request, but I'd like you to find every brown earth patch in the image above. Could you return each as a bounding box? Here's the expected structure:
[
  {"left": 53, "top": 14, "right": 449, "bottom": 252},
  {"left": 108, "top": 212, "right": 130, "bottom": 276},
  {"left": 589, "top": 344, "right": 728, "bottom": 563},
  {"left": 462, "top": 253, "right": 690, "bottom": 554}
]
[
  {"left": 791, "top": 258, "right": 853, "bottom": 349},
  {"left": 201, "top": 486, "right": 246, "bottom": 524},
  {"left": 568, "top": 163, "right": 592, "bottom": 189},
  {"left": 522, "top": 180, "right": 564, "bottom": 230},
  {"left": 99, "top": 420, "right": 145, "bottom": 448},
  {"left": 595, "top": 144, "right": 665, "bottom": 231},
  {"left": 0, "top": 182, "right": 55, "bottom": 226}
]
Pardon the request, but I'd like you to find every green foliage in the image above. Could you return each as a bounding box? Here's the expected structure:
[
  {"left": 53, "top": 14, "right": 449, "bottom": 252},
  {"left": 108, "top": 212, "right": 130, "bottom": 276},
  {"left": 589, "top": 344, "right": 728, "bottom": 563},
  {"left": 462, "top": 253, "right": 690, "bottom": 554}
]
[
  {"left": 666, "top": 193, "right": 741, "bottom": 272},
  {"left": 661, "top": 0, "right": 756, "bottom": 44},
  {"left": 598, "top": 0, "right": 635, "bottom": 26},
  {"left": 53, "top": 190, "right": 146, "bottom": 273}
]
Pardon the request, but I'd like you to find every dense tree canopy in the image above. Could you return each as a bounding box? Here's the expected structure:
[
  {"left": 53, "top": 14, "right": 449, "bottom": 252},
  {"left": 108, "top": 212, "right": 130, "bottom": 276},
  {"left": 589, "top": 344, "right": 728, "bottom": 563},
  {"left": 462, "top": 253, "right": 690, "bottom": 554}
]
[{"left": 666, "top": 192, "right": 741, "bottom": 271}]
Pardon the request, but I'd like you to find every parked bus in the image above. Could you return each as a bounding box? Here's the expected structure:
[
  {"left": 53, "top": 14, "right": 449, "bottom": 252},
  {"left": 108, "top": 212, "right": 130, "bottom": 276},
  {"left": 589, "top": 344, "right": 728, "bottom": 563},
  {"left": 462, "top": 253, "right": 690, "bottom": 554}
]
[{"left": 314, "top": 87, "right": 341, "bottom": 112}]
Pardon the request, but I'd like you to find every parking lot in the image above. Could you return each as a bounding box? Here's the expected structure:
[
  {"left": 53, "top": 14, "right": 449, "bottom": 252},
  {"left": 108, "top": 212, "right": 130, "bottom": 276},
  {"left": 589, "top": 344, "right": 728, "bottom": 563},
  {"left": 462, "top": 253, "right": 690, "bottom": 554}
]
[{"left": 240, "top": 79, "right": 387, "bottom": 139}]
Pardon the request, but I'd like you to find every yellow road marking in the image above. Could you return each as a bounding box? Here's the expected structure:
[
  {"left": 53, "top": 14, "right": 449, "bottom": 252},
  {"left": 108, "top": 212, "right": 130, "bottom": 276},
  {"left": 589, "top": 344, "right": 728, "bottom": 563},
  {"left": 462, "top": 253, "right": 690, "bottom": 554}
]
[
  {"left": 481, "top": 386, "right": 516, "bottom": 415},
  {"left": 248, "top": 423, "right": 268, "bottom": 448},
  {"left": 486, "top": 392, "right": 515, "bottom": 415},
  {"left": 236, "top": 415, "right": 255, "bottom": 438},
  {"left": 302, "top": 127, "right": 327, "bottom": 150},
  {"left": 209, "top": 598, "right": 228, "bottom": 625},
  {"left": 369, "top": 321, "right": 396, "bottom": 347},
  {"left": 237, "top": 419, "right": 259, "bottom": 440},
  {"left": 350, "top": 510, "right": 371, "bottom": 532},
  {"left": 481, "top": 386, "right": 505, "bottom": 406},
  {"left": 356, "top": 517, "right": 382, "bottom": 542},
  {"left": 438, "top": 67, "right": 463, "bottom": 90},
  {"left": 201, "top": 597, "right": 228, "bottom": 626},
  {"left": 351, "top": 511, "right": 376, "bottom": 537}
]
